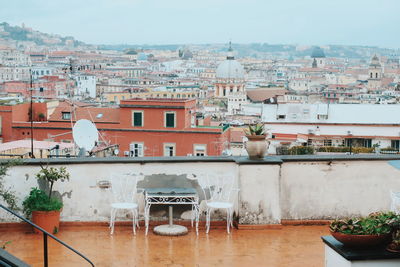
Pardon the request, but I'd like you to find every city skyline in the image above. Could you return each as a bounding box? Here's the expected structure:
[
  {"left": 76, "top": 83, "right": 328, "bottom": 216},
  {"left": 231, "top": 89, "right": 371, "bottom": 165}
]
[{"left": 1, "top": 0, "right": 400, "bottom": 48}]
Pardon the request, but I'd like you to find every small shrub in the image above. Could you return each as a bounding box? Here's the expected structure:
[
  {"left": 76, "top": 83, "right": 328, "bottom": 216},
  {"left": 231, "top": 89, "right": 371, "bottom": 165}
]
[
  {"left": 330, "top": 212, "right": 400, "bottom": 235},
  {"left": 288, "top": 146, "right": 314, "bottom": 155}
]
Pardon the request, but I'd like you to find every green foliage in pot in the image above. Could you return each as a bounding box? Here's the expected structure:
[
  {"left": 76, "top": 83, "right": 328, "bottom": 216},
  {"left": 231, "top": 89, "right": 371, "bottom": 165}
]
[
  {"left": 245, "top": 123, "right": 265, "bottom": 136},
  {"left": 22, "top": 166, "right": 70, "bottom": 216},
  {"left": 35, "top": 166, "right": 70, "bottom": 199},
  {"left": 22, "top": 188, "right": 62, "bottom": 216},
  {"left": 330, "top": 212, "right": 400, "bottom": 235}
]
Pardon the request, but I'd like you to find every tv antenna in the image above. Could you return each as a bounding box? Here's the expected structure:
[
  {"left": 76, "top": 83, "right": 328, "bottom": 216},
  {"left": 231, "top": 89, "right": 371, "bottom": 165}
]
[{"left": 72, "top": 119, "right": 99, "bottom": 157}]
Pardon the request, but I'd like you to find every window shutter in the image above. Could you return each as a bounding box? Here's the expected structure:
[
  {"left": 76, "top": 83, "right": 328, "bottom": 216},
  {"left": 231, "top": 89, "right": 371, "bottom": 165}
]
[
  {"left": 133, "top": 112, "right": 142, "bottom": 126},
  {"left": 166, "top": 113, "right": 175, "bottom": 127}
]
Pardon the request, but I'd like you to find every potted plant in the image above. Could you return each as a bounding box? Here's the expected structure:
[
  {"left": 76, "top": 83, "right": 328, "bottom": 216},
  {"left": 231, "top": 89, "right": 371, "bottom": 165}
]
[
  {"left": 23, "top": 166, "right": 70, "bottom": 234},
  {"left": 244, "top": 123, "right": 269, "bottom": 159},
  {"left": 329, "top": 212, "right": 399, "bottom": 248}
]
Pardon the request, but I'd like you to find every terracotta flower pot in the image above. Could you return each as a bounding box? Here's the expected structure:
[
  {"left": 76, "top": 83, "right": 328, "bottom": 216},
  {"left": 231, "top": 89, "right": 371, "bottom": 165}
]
[
  {"left": 31, "top": 210, "right": 61, "bottom": 234},
  {"left": 245, "top": 135, "right": 269, "bottom": 159},
  {"left": 331, "top": 231, "right": 391, "bottom": 248}
]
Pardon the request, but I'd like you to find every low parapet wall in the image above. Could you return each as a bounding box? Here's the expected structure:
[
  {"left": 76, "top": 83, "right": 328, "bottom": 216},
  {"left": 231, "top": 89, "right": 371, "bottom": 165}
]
[{"left": 1, "top": 155, "right": 400, "bottom": 225}]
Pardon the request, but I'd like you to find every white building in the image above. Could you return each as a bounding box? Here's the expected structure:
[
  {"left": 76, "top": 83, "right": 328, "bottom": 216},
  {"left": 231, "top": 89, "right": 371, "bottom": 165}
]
[
  {"left": 0, "top": 66, "right": 30, "bottom": 82},
  {"left": 74, "top": 74, "right": 96, "bottom": 99},
  {"left": 262, "top": 104, "right": 400, "bottom": 151},
  {"left": 31, "top": 66, "right": 55, "bottom": 80},
  {"left": 0, "top": 48, "right": 31, "bottom": 66}
]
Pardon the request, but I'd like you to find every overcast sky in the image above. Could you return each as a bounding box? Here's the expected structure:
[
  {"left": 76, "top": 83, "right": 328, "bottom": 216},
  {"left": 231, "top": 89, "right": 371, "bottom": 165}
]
[{"left": 1, "top": 0, "right": 399, "bottom": 48}]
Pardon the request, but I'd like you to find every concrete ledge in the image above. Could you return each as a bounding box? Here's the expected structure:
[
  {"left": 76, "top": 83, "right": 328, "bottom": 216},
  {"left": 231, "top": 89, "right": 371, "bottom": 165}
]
[{"left": 2, "top": 154, "right": 399, "bottom": 166}]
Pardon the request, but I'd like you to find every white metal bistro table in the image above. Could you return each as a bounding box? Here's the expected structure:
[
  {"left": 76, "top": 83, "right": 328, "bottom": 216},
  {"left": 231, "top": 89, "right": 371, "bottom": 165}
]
[{"left": 144, "top": 187, "right": 200, "bottom": 235}]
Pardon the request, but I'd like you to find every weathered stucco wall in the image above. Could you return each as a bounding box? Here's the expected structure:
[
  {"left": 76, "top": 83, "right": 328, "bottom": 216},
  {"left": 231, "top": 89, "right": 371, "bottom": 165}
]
[
  {"left": 1, "top": 161, "right": 239, "bottom": 222},
  {"left": 1, "top": 156, "right": 400, "bottom": 224},
  {"left": 238, "top": 164, "right": 281, "bottom": 224},
  {"left": 280, "top": 160, "right": 400, "bottom": 220}
]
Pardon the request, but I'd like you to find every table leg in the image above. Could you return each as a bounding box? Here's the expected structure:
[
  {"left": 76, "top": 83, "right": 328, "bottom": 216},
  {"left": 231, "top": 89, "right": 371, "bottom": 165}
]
[{"left": 168, "top": 206, "right": 173, "bottom": 227}]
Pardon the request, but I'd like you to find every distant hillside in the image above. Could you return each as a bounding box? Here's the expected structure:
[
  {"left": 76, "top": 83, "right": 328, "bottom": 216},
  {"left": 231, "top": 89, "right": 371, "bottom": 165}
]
[{"left": 0, "top": 22, "right": 86, "bottom": 47}]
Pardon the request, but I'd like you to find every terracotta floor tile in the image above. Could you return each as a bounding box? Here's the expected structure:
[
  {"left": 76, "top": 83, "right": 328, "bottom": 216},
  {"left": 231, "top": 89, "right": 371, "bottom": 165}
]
[{"left": 1, "top": 225, "right": 329, "bottom": 267}]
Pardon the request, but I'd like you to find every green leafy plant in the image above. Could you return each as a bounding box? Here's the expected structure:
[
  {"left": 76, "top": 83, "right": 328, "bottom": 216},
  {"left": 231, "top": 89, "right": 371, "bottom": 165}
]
[
  {"left": 288, "top": 146, "right": 315, "bottom": 155},
  {"left": 317, "top": 146, "right": 374, "bottom": 154},
  {"left": 22, "top": 166, "right": 69, "bottom": 216},
  {"left": 36, "top": 167, "right": 70, "bottom": 199},
  {"left": 245, "top": 123, "right": 265, "bottom": 136},
  {"left": 330, "top": 212, "right": 400, "bottom": 235},
  {"left": 22, "top": 188, "right": 63, "bottom": 216}
]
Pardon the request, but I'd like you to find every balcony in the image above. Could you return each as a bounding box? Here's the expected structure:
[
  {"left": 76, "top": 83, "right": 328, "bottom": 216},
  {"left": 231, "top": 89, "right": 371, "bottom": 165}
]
[{"left": 1, "top": 154, "right": 400, "bottom": 266}]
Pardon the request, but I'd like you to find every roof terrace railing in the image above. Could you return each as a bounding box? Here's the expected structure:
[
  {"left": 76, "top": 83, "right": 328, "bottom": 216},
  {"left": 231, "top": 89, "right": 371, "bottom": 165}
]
[{"left": 0, "top": 204, "right": 95, "bottom": 267}]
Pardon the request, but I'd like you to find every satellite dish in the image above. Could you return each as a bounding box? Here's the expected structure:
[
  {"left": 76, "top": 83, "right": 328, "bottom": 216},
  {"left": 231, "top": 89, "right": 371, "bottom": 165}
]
[{"left": 72, "top": 119, "right": 98, "bottom": 151}]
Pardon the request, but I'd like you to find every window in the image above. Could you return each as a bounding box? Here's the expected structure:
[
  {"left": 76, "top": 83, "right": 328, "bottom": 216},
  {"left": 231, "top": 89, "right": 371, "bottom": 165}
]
[
  {"left": 129, "top": 143, "right": 144, "bottom": 157},
  {"left": 62, "top": 112, "right": 71, "bottom": 120},
  {"left": 132, "top": 111, "right": 143, "bottom": 127},
  {"left": 364, "top": 139, "right": 372, "bottom": 148},
  {"left": 163, "top": 143, "right": 176, "bottom": 157},
  {"left": 165, "top": 112, "right": 176, "bottom": 128},
  {"left": 323, "top": 139, "right": 332, "bottom": 146},
  {"left": 391, "top": 140, "right": 400, "bottom": 150},
  {"left": 277, "top": 115, "right": 286, "bottom": 119},
  {"left": 194, "top": 144, "right": 206, "bottom": 156},
  {"left": 318, "top": 114, "right": 328, "bottom": 120}
]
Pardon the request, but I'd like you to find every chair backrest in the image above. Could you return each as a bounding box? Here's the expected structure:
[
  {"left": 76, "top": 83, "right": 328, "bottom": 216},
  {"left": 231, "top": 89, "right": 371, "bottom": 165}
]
[
  {"left": 390, "top": 190, "right": 400, "bottom": 213},
  {"left": 195, "top": 173, "right": 236, "bottom": 203},
  {"left": 110, "top": 173, "right": 144, "bottom": 203}
]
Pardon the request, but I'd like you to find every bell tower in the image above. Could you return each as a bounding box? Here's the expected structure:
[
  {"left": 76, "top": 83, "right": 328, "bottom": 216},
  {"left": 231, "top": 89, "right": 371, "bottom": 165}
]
[{"left": 368, "top": 55, "right": 383, "bottom": 90}]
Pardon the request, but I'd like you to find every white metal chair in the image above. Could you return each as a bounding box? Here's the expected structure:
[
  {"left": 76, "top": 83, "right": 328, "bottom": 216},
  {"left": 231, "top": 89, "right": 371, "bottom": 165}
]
[
  {"left": 390, "top": 190, "right": 400, "bottom": 214},
  {"left": 196, "top": 173, "right": 238, "bottom": 233},
  {"left": 109, "top": 173, "right": 143, "bottom": 234}
]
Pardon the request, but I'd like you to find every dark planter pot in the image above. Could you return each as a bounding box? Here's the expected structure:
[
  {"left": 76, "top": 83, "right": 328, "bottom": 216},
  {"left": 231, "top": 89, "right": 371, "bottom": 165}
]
[
  {"left": 31, "top": 210, "right": 61, "bottom": 234},
  {"left": 331, "top": 231, "right": 391, "bottom": 248}
]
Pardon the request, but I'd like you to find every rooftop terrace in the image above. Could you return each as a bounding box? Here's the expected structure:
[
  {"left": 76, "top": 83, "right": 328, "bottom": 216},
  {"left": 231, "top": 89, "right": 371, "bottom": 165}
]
[{"left": 1, "top": 155, "right": 400, "bottom": 266}]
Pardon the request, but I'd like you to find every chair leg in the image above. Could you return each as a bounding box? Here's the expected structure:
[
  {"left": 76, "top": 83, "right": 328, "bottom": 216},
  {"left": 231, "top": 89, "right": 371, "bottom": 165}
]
[
  {"left": 136, "top": 209, "right": 140, "bottom": 229},
  {"left": 226, "top": 209, "right": 230, "bottom": 234},
  {"left": 110, "top": 208, "right": 117, "bottom": 235},
  {"left": 230, "top": 209, "right": 234, "bottom": 228},
  {"left": 191, "top": 205, "right": 194, "bottom": 227},
  {"left": 133, "top": 209, "right": 136, "bottom": 235},
  {"left": 206, "top": 207, "right": 211, "bottom": 234}
]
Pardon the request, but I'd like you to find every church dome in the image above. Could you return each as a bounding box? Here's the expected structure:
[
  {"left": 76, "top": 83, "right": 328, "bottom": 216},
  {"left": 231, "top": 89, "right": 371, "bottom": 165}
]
[
  {"left": 216, "top": 43, "right": 244, "bottom": 80},
  {"left": 311, "top": 46, "right": 326, "bottom": 58},
  {"left": 216, "top": 60, "right": 245, "bottom": 79}
]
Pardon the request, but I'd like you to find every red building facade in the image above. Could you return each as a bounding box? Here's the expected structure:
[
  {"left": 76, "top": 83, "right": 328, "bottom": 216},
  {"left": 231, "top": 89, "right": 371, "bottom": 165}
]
[{"left": 1, "top": 99, "right": 230, "bottom": 157}]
